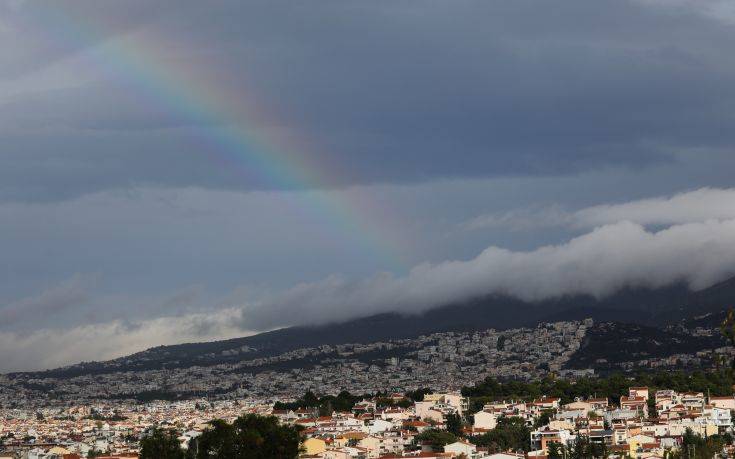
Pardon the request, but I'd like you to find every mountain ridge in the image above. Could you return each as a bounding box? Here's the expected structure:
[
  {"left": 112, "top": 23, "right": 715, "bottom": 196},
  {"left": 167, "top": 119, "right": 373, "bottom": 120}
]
[{"left": 13, "top": 276, "right": 735, "bottom": 379}]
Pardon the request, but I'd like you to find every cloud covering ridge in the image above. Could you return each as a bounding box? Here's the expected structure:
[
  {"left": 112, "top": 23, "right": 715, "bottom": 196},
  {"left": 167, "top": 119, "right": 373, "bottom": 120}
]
[
  {"left": 244, "top": 215, "right": 735, "bottom": 329},
  {"left": 3, "top": 187, "right": 735, "bottom": 371}
]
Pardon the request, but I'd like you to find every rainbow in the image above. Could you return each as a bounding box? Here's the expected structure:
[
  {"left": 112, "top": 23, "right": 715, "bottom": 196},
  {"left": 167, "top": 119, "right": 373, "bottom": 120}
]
[{"left": 29, "top": 5, "right": 408, "bottom": 271}]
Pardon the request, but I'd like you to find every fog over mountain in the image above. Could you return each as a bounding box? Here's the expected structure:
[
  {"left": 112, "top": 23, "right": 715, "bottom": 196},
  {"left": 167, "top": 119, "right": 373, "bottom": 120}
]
[
  {"left": 246, "top": 188, "right": 735, "bottom": 329},
  {"left": 245, "top": 220, "right": 735, "bottom": 329}
]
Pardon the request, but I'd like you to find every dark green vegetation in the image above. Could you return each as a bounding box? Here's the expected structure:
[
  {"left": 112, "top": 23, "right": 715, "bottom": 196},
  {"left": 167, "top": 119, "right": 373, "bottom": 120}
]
[
  {"left": 273, "top": 389, "right": 417, "bottom": 416},
  {"left": 108, "top": 387, "right": 239, "bottom": 403},
  {"left": 140, "top": 429, "right": 185, "bottom": 459},
  {"left": 462, "top": 371, "right": 735, "bottom": 413},
  {"left": 139, "top": 414, "right": 303, "bottom": 459},
  {"left": 666, "top": 429, "right": 732, "bottom": 459},
  {"left": 546, "top": 436, "right": 610, "bottom": 459},
  {"left": 84, "top": 413, "right": 127, "bottom": 421},
  {"left": 274, "top": 390, "right": 364, "bottom": 416},
  {"left": 470, "top": 417, "right": 531, "bottom": 453},
  {"left": 406, "top": 387, "right": 432, "bottom": 402},
  {"left": 568, "top": 321, "right": 723, "bottom": 369},
  {"left": 445, "top": 412, "right": 463, "bottom": 436},
  {"left": 16, "top": 276, "right": 735, "bottom": 379},
  {"left": 414, "top": 429, "right": 457, "bottom": 449}
]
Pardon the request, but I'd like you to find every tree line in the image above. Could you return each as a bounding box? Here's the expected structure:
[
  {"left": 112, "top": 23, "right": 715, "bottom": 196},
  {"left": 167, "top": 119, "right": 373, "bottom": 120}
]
[
  {"left": 139, "top": 414, "right": 303, "bottom": 459},
  {"left": 272, "top": 388, "right": 431, "bottom": 416},
  {"left": 462, "top": 370, "right": 735, "bottom": 413}
]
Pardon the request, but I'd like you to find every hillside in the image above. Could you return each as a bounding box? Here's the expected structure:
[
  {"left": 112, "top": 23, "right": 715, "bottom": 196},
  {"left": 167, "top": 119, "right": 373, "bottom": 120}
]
[
  {"left": 14, "top": 276, "right": 735, "bottom": 379},
  {"left": 566, "top": 321, "right": 724, "bottom": 370}
]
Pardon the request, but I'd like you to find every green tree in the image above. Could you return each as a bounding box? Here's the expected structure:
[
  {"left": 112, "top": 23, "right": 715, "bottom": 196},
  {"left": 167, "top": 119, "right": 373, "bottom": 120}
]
[
  {"left": 415, "top": 429, "right": 457, "bottom": 450},
  {"left": 471, "top": 417, "right": 531, "bottom": 452},
  {"left": 547, "top": 441, "right": 563, "bottom": 459},
  {"left": 87, "top": 448, "right": 106, "bottom": 459},
  {"left": 195, "top": 414, "right": 303, "bottom": 458},
  {"left": 406, "top": 388, "right": 432, "bottom": 402},
  {"left": 196, "top": 419, "right": 237, "bottom": 458},
  {"left": 721, "top": 308, "right": 735, "bottom": 368},
  {"left": 569, "top": 435, "right": 589, "bottom": 459},
  {"left": 445, "top": 412, "right": 463, "bottom": 436},
  {"left": 497, "top": 336, "right": 507, "bottom": 351},
  {"left": 534, "top": 409, "right": 554, "bottom": 428},
  {"left": 274, "top": 390, "right": 363, "bottom": 414},
  {"left": 568, "top": 436, "right": 609, "bottom": 459},
  {"left": 140, "top": 428, "right": 185, "bottom": 459},
  {"left": 668, "top": 429, "right": 727, "bottom": 459}
]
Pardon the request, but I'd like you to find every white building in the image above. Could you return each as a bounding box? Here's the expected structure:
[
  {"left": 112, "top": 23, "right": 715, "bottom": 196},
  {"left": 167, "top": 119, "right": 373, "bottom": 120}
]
[
  {"left": 473, "top": 410, "right": 498, "bottom": 430},
  {"left": 444, "top": 440, "right": 477, "bottom": 456}
]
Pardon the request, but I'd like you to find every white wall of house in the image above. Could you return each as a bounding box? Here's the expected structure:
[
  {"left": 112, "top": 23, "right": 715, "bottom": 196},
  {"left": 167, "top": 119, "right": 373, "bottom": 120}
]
[{"left": 473, "top": 410, "right": 497, "bottom": 429}]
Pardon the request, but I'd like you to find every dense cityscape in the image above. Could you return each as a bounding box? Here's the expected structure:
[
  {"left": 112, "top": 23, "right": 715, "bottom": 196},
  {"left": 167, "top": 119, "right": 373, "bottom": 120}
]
[
  {"left": 0, "top": 321, "right": 593, "bottom": 405},
  {"left": 2, "top": 379, "right": 735, "bottom": 458},
  {"left": 1, "top": 318, "right": 735, "bottom": 458}
]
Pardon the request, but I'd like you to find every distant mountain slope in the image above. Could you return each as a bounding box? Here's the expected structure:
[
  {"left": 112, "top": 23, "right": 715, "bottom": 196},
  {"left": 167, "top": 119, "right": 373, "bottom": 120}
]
[
  {"left": 15, "top": 276, "right": 735, "bottom": 379},
  {"left": 566, "top": 321, "right": 725, "bottom": 369}
]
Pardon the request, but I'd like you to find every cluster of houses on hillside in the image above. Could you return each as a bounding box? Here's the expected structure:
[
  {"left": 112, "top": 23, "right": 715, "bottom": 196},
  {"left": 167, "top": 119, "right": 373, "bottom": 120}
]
[{"left": 0, "top": 321, "right": 592, "bottom": 406}]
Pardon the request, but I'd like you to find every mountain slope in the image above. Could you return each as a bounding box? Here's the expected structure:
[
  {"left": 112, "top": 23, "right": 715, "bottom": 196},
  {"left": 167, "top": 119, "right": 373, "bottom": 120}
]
[
  {"left": 567, "top": 321, "right": 724, "bottom": 369},
  {"left": 16, "top": 276, "right": 735, "bottom": 379}
]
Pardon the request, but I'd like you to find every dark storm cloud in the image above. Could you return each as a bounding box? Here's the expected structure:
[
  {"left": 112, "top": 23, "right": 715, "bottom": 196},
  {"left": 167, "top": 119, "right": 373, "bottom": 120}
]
[
  {"left": 0, "top": 274, "right": 94, "bottom": 328},
  {"left": 2, "top": 0, "right": 735, "bottom": 200},
  {"left": 0, "top": 0, "right": 168, "bottom": 79}
]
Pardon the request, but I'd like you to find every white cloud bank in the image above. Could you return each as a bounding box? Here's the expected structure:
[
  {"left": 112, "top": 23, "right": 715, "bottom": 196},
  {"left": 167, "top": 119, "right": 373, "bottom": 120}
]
[
  {"left": 242, "top": 188, "right": 735, "bottom": 329},
  {"left": 575, "top": 187, "right": 735, "bottom": 227},
  {"left": 243, "top": 218, "right": 735, "bottom": 329}
]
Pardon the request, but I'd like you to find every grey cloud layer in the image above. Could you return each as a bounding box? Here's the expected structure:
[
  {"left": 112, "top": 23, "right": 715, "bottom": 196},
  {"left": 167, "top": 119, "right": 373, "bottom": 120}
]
[
  {"left": 2, "top": 1, "right": 735, "bottom": 200},
  {"left": 466, "top": 187, "right": 735, "bottom": 230},
  {"left": 0, "top": 274, "right": 94, "bottom": 326}
]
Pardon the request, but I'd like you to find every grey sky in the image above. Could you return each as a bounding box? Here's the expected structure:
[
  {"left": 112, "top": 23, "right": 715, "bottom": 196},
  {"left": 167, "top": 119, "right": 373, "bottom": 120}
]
[{"left": 2, "top": 0, "right": 735, "bottom": 370}]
